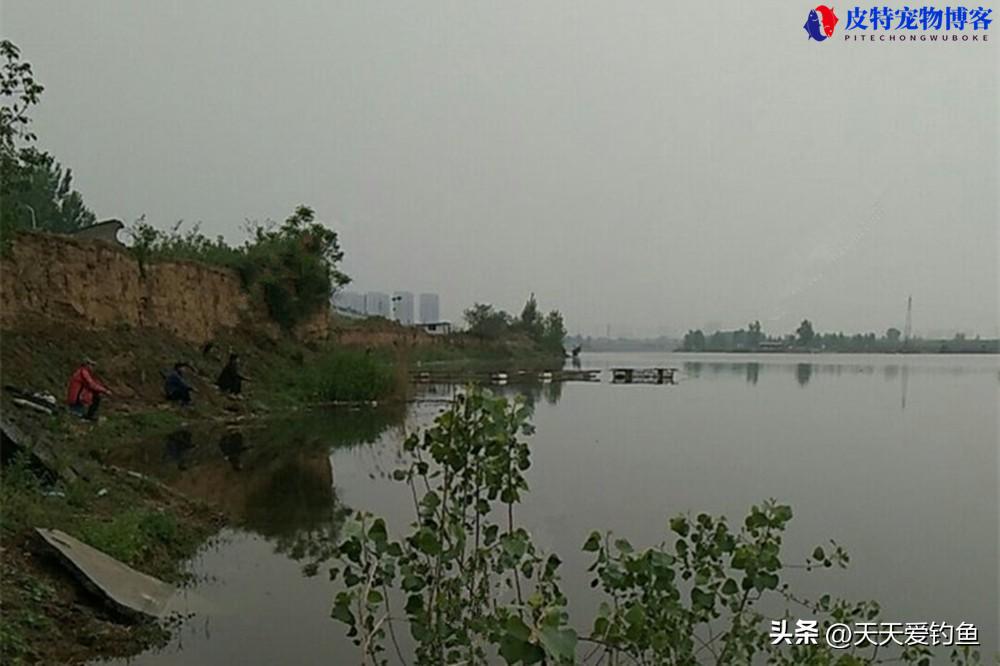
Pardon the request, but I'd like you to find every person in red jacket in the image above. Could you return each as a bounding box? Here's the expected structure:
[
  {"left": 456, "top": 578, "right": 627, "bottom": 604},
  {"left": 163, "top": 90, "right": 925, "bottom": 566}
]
[{"left": 66, "top": 358, "right": 111, "bottom": 421}]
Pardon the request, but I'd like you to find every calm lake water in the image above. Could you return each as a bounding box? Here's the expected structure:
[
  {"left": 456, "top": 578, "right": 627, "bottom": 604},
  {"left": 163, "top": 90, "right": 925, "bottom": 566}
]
[{"left": 97, "top": 353, "right": 999, "bottom": 664}]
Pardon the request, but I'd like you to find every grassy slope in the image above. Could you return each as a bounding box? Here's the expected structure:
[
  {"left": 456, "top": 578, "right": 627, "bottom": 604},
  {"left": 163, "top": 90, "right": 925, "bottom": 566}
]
[
  {"left": 0, "top": 316, "right": 560, "bottom": 664},
  {"left": 0, "top": 322, "right": 402, "bottom": 665}
]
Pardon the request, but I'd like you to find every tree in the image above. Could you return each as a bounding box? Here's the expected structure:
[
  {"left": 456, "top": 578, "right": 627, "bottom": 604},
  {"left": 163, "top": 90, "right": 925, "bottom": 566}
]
[
  {"left": 5, "top": 153, "right": 95, "bottom": 232},
  {"left": 1, "top": 40, "right": 95, "bottom": 235},
  {"left": 748, "top": 320, "right": 763, "bottom": 348},
  {"left": 241, "top": 205, "right": 350, "bottom": 328},
  {"left": 682, "top": 329, "right": 706, "bottom": 351},
  {"left": 517, "top": 293, "right": 544, "bottom": 341},
  {"left": 796, "top": 319, "right": 815, "bottom": 346},
  {"left": 885, "top": 327, "right": 902, "bottom": 343},
  {"left": 1, "top": 40, "right": 44, "bottom": 235},
  {"left": 541, "top": 310, "right": 566, "bottom": 351},
  {"left": 463, "top": 303, "right": 511, "bottom": 340}
]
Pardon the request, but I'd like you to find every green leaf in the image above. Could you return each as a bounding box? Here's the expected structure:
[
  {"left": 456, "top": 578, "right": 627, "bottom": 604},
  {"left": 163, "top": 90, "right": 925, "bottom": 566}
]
[
  {"left": 421, "top": 491, "right": 440, "bottom": 510},
  {"left": 500, "top": 533, "right": 528, "bottom": 559},
  {"left": 669, "top": 516, "right": 689, "bottom": 536},
  {"left": 404, "top": 593, "right": 423, "bottom": 615},
  {"left": 331, "top": 596, "right": 355, "bottom": 625},
  {"left": 754, "top": 572, "right": 779, "bottom": 591},
  {"left": 649, "top": 551, "right": 675, "bottom": 569},
  {"left": 538, "top": 625, "right": 577, "bottom": 662},
  {"left": 772, "top": 504, "right": 793, "bottom": 523},
  {"left": 401, "top": 574, "right": 424, "bottom": 592},
  {"left": 413, "top": 527, "right": 441, "bottom": 555},
  {"left": 582, "top": 531, "right": 602, "bottom": 552},
  {"left": 691, "top": 587, "right": 715, "bottom": 612},
  {"left": 367, "top": 518, "right": 388, "bottom": 544},
  {"left": 613, "top": 538, "right": 633, "bottom": 554},
  {"left": 721, "top": 578, "right": 739, "bottom": 595},
  {"left": 624, "top": 604, "right": 646, "bottom": 628},
  {"left": 544, "top": 554, "right": 562, "bottom": 577},
  {"left": 812, "top": 546, "right": 826, "bottom": 561},
  {"left": 499, "top": 636, "right": 544, "bottom": 665},
  {"left": 505, "top": 615, "right": 532, "bottom": 641}
]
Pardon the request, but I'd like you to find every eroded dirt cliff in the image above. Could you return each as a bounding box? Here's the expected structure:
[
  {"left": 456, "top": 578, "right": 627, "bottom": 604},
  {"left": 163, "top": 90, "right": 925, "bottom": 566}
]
[{"left": 0, "top": 232, "right": 328, "bottom": 343}]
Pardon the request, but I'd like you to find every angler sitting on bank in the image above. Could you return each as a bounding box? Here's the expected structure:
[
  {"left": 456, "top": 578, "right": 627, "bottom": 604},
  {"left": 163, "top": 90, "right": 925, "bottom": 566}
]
[
  {"left": 66, "top": 358, "right": 112, "bottom": 421},
  {"left": 163, "top": 362, "right": 195, "bottom": 406},
  {"left": 216, "top": 352, "right": 249, "bottom": 396}
]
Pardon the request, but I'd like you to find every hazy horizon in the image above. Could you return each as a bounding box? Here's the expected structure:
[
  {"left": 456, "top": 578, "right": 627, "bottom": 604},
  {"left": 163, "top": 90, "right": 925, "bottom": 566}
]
[{"left": 3, "top": 1, "right": 997, "bottom": 337}]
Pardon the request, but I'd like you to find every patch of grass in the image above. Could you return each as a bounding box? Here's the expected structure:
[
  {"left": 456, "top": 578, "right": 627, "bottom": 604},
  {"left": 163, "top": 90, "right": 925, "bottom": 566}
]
[
  {"left": 77, "top": 508, "right": 182, "bottom": 568},
  {"left": 76, "top": 409, "right": 187, "bottom": 458},
  {"left": 412, "top": 341, "right": 565, "bottom": 372},
  {"left": 0, "top": 565, "right": 57, "bottom": 664},
  {"left": 256, "top": 345, "right": 403, "bottom": 405},
  {"left": 1, "top": 449, "right": 212, "bottom": 578}
]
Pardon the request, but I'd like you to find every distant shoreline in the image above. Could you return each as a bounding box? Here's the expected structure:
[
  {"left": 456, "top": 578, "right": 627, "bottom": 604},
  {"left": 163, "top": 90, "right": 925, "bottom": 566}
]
[{"left": 668, "top": 349, "right": 999, "bottom": 355}]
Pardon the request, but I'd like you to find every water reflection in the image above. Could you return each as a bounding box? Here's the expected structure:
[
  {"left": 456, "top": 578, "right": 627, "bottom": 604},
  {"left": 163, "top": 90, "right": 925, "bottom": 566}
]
[
  {"left": 95, "top": 354, "right": 999, "bottom": 665},
  {"left": 163, "top": 428, "right": 195, "bottom": 470},
  {"left": 241, "top": 453, "right": 348, "bottom": 565},
  {"left": 106, "top": 405, "right": 407, "bottom": 564},
  {"left": 218, "top": 431, "right": 247, "bottom": 471},
  {"left": 796, "top": 363, "right": 812, "bottom": 387}
]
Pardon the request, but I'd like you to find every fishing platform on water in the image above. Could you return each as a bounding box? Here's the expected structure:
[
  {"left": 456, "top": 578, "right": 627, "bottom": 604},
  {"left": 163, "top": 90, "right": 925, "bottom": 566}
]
[
  {"left": 411, "top": 367, "right": 679, "bottom": 385},
  {"left": 411, "top": 368, "right": 601, "bottom": 384},
  {"left": 610, "top": 367, "right": 677, "bottom": 384}
]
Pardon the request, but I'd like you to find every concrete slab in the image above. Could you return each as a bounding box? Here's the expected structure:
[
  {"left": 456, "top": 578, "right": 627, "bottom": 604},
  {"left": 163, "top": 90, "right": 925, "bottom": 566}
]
[{"left": 35, "top": 528, "right": 176, "bottom": 620}]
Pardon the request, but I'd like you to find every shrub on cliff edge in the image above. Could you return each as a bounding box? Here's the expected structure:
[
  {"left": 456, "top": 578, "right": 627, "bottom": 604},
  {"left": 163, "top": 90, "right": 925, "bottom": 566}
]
[{"left": 127, "top": 205, "right": 350, "bottom": 330}]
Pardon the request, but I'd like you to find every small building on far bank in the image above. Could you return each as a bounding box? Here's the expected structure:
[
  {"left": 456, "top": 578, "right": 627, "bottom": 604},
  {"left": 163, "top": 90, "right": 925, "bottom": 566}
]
[{"left": 420, "top": 321, "right": 452, "bottom": 336}]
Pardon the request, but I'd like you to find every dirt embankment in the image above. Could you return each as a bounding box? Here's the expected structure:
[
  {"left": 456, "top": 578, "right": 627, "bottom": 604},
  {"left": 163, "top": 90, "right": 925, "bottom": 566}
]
[{"left": 0, "top": 232, "right": 328, "bottom": 344}]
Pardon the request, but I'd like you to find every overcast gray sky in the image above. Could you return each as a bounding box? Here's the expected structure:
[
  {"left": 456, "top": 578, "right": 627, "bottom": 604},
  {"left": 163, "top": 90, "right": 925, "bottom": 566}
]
[{"left": 4, "top": 1, "right": 997, "bottom": 337}]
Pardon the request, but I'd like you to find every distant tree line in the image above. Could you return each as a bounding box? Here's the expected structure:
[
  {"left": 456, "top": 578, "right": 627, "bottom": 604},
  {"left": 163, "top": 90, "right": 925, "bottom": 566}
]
[
  {"left": 681, "top": 319, "right": 998, "bottom": 353},
  {"left": 563, "top": 334, "right": 679, "bottom": 353},
  {"left": 463, "top": 293, "right": 566, "bottom": 353}
]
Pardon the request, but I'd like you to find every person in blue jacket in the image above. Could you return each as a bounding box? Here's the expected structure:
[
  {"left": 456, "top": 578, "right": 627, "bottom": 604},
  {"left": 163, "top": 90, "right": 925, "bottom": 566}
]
[{"left": 164, "top": 362, "right": 194, "bottom": 405}]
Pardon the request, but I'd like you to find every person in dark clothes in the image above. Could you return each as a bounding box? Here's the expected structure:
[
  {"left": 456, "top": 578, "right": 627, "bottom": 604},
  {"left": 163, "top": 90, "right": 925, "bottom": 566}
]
[
  {"left": 216, "top": 353, "right": 248, "bottom": 395},
  {"left": 164, "top": 362, "right": 194, "bottom": 405}
]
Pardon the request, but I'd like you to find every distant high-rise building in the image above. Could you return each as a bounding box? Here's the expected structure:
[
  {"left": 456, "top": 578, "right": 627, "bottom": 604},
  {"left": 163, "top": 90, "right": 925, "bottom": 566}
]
[
  {"left": 332, "top": 290, "right": 366, "bottom": 315},
  {"left": 365, "top": 292, "right": 391, "bottom": 318},
  {"left": 393, "top": 291, "right": 415, "bottom": 325},
  {"left": 419, "top": 293, "right": 440, "bottom": 323}
]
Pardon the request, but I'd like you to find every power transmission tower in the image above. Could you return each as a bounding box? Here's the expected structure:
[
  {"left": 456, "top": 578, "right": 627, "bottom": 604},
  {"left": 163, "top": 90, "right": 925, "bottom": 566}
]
[{"left": 903, "top": 295, "right": 913, "bottom": 344}]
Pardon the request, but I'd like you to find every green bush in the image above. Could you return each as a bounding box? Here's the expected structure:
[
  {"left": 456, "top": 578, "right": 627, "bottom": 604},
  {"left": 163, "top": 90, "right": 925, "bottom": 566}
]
[
  {"left": 328, "top": 390, "right": 986, "bottom": 666},
  {"left": 307, "top": 349, "right": 396, "bottom": 402}
]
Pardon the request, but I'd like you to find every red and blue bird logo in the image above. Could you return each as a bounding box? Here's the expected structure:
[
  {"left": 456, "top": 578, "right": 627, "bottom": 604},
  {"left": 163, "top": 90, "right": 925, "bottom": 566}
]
[{"left": 804, "top": 5, "right": 839, "bottom": 41}]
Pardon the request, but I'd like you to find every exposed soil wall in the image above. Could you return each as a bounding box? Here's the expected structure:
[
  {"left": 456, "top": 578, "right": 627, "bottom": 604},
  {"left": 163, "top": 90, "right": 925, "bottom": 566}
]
[{"left": 0, "top": 232, "right": 328, "bottom": 343}]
